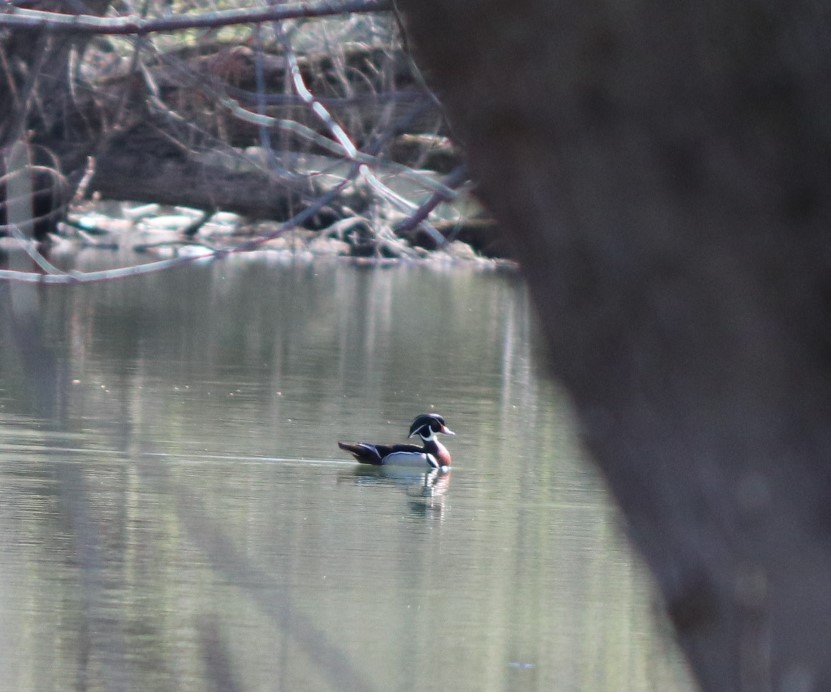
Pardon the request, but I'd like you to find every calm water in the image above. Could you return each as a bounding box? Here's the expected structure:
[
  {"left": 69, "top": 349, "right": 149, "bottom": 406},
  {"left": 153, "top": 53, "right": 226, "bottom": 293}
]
[{"left": 0, "top": 254, "right": 693, "bottom": 691}]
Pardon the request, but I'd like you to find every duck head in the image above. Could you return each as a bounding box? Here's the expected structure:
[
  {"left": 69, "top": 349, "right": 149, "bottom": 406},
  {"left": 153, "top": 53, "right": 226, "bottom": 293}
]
[{"left": 408, "top": 413, "right": 455, "bottom": 441}]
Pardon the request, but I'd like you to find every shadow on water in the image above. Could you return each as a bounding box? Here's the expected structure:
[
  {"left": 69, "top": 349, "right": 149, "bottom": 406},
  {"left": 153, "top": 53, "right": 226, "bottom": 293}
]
[
  {"left": 0, "top": 282, "right": 62, "bottom": 420},
  {"left": 1, "top": 262, "right": 379, "bottom": 692},
  {"left": 1, "top": 278, "right": 134, "bottom": 690},
  {"left": 158, "top": 466, "right": 378, "bottom": 692}
]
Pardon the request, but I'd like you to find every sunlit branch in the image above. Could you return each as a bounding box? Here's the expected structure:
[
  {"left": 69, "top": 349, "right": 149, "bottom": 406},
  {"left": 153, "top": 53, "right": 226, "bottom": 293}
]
[
  {"left": 217, "top": 88, "right": 456, "bottom": 199},
  {"left": 0, "top": 0, "right": 393, "bottom": 35},
  {"left": 278, "top": 26, "right": 359, "bottom": 159},
  {"left": 0, "top": 252, "right": 207, "bottom": 284},
  {"left": 275, "top": 26, "right": 445, "bottom": 248}
]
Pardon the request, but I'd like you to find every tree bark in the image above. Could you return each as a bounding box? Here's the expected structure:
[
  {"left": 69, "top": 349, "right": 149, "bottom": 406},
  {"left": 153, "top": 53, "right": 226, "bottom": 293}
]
[
  {"left": 396, "top": 1, "right": 831, "bottom": 689},
  {"left": 0, "top": 1, "right": 113, "bottom": 238}
]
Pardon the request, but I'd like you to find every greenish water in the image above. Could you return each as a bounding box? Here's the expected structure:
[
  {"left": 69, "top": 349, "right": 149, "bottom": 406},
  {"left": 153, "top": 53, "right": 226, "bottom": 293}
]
[{"left": 0, "top": 256, "right": 693, "bottom": 691}]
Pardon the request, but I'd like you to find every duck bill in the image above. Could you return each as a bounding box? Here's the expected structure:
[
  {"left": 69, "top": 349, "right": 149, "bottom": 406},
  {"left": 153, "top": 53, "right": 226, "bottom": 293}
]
[{"left": 440, "top": 425, "right": 455, "bottom": 436}]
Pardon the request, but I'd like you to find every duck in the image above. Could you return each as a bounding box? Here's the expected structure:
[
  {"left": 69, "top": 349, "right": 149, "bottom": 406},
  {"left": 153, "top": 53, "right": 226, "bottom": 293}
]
[{"left": 338, "top": 413, "right": 455, "bottom": 471}]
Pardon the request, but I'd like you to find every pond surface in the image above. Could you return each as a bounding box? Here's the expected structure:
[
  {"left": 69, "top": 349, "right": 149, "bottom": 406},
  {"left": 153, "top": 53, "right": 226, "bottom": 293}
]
[{"left": 0, "top": 254, "right": 694, "bottom": 691}]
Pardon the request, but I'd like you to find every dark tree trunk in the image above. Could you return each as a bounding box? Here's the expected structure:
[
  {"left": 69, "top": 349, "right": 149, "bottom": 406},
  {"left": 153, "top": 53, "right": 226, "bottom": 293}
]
[
  {"left": 88, "top": 120, "right": 316, "bottom": 221},
  {"left": 0, "top": 1, "right": 112, "bottom": 155},
  {"left": 395, "top": 1, "right": 831, "bottom": 689},
  {"left": 0, "top": 1, "right": 113, "bottom": 238}
]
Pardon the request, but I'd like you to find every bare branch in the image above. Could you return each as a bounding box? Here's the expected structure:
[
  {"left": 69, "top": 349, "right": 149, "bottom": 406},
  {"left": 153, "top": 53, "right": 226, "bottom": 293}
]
[
  {"left": 0, "top": 0, "right": 482, "bottom": 277},
  {"left": 0, "top": 0, "right": 392, "bottom": 35}
]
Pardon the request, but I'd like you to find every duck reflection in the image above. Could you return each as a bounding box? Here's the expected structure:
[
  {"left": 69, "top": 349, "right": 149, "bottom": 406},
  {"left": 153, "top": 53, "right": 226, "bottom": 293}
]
[
  {"left": 338, "top": 465, "right": 451, "bottom": 514},
  {"left": 405, "top": 469, "right": 451, "bottom": 517},
  {"left": 405, "top": 468, "right": 451, "bottom": 498}
]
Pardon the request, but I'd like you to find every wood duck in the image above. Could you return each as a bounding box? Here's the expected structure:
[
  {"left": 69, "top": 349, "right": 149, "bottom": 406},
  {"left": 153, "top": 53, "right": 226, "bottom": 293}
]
[{"left": 338, "top": 413, "right": 455, "bottom": 471}]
